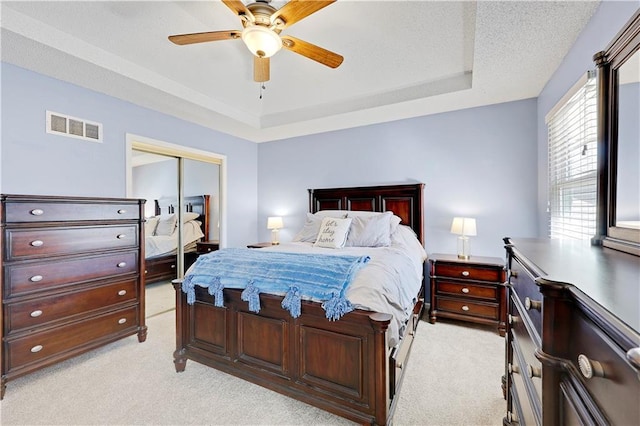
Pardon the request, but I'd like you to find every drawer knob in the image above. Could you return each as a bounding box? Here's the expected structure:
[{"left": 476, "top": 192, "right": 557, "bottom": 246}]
[
  {"left": 508, "top": 314, "right": 519, "bottom": 324},
  {"left": 118, "top": 290, "right": 127, "bottom": 296},
  {"left": 117, "top": 234, "right": 126, "bottom": 239},
  {"left": 461, "top": 305, "right": 470, "bottom": 311},
  {"left": 118, "top": 318, "right": 127, "bottom": 325},
  {"left": 30, "top": 345, "right": 43, "bottom": 353},
  {"left": 527, "top": 364, "right": 541, "bottom": 378},
  {"left": 578, "top": 354, "right": 605, "bottom": 379},
  {"left": 30, "top": 208, "right": 44, "bottom": 216},
  {"left": 524, "top": 297, "right": 542, "bottom": 311},
  {"left": 117, "top": 262, "right": 127, "bottom": 268},
  {"left": 508, "top": 363, "right": 520, "bottom": 374},
  {"left": 510, "top": 270, "right": 519, "bottom": 278},
  {"left": 30, "top": 240, "right": 44, "bottom": 247},
  {"left": 30, "top": 310, "right": 43, "bottom": 318},
  {"left": 461, "top": 287, "right": 470, "bottom": 294},
  {"left": 507, "top": 411, "right": 519, "bottom": 423},
  {"left": 30, "top": 275, "right": 43, "bottom": 282},
  {"left": 117, "top": 209, "right": 127, "bottom": 214},
  {"left": 171, "top": 264, "right": 176, "bottom": 269},
  {"left": 626, "top": 347, "right": 640, "bottom": 371},
  {"left": 461, "top": 271, "right": 470, "bottom": 277}
]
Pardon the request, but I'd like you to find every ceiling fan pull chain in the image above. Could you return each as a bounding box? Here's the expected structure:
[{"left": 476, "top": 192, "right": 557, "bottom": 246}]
[{"left": 259, "top": 83, "right": 266, "bottom": 99}]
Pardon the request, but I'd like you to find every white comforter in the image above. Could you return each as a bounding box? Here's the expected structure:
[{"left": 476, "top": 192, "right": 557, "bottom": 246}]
[
  {"left": 146, "top": 220, "right": 205, "bottom": 259},
  {"left": 260, "top": 225, "right": 427, "bottom": 346}
]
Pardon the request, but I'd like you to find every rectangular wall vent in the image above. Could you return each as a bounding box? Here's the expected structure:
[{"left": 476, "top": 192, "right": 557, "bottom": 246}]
[{"left": 46, "top": 111, "right": 103, "bottom": 143}]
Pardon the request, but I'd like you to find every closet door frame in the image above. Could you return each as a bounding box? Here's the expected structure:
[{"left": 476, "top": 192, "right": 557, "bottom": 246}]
[{"left": 124, "top": 133, "right": 226, "bottom": 277}]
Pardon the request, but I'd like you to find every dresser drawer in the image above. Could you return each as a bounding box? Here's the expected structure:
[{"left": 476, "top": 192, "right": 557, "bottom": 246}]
[
  {"left": 4, "top": 200, "right": 139, "bottom": 223},
  {"left": 5, "top": 306, "right": 139, "bottom": 373},
  {"left": 435, "top": 296, "right": 498, "bottom": 320},
  {"left": 568, "top": 310, "right": 640, "bottom": 426},
  {"left": 5, "top": 250, "right": 138, "bottom": 298},
  {"left": 436, "top": 280, "right": 498, "bottom": 301},
  {"left": 5, "top": 225, "right": 138, "bottom": 260},
  {"left": 434, "top": 262, "right": 503, "bottom": 282},
  {"left": 509, "top": 259, "right": 542, "bottom": 335},
  {"left": 510, "top": 325, "right": 542, "bottom": 403},
  {"left": 509, "top": 361, "right": 540, "bottom": 426},
  {"left": 5, "top": 279, "right": 138, "bottom": 333}
]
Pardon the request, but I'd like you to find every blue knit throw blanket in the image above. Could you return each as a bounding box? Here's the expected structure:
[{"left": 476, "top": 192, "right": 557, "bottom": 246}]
[{"left": 181, "top": 248, "right": 370, "bottom": 321}]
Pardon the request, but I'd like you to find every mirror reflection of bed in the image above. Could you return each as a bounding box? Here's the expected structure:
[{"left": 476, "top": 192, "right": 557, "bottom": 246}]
[{"left": 144, "top": 195, "right": 213, "bottom": 317}]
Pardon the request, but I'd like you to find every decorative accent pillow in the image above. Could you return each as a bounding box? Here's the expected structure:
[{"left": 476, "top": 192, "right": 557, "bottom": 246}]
[
  {"left": 346, "top": 211, "right": 394, "bottom": 247},
  {"left": 314, "top": 217, "right": 352, "bottom": 249},
  {"left": 145, "top": 216, "right": 159, "bottom": 237},
  {"left": 154, "top": 214, "right": 178, "bottom": 236}
]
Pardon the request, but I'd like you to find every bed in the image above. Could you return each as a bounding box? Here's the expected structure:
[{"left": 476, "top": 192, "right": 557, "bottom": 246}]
[
  {"left": 172, "top": 184, "right": 425, "bottom": 425},
  {"left": 143, "top": 195, "right": 209, "bottom": 285}
]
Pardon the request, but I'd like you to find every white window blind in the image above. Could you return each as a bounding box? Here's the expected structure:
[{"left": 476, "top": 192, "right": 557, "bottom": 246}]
[{"left": 546, "top": 71, "right": 597, "bottom": 240}]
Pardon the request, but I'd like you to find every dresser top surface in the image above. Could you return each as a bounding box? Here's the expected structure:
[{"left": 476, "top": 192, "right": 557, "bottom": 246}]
[{"left": 506, "top": 238, "right": 640, "bottom": 333}]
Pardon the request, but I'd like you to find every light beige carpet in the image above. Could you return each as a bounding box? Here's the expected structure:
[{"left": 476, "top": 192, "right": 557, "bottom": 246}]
[{"left": 1, "top": 285, "right": 506, "bottom": 425}]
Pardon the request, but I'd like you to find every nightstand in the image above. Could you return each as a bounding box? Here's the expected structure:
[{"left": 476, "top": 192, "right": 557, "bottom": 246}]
[
  {"left": 196, "top": 240, "right": 220, "bottom": 254},
  {"left": 428, "top": 253, "right": 507, "bottom": 336},
  {"left": 247, "top": 242, "right": 274, "bottom": 248}
]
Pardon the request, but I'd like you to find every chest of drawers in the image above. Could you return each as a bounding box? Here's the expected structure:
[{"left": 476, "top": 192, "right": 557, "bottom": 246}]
[
  {"left": 1, "top": 194, "right": 147, "bottom": 399},
  {"left": 428, "top": 253, "right": 507, "bottom": 336},
  {"left": 504, "top": 238, "right": 640, "bottom": 425}
]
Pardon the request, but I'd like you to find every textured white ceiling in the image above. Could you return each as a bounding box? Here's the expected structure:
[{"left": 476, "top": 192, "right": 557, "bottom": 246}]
[{"left": 0, "top": 0, "right": 600, "bottom": 142}]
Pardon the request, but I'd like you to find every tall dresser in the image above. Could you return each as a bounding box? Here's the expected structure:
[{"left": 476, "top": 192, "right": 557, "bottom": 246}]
[
  {"left": 1, "top": 194, "right": 147, "bottom": 399},
  {"left": 503, "top": 237, "right": 640, "bottom": 425}
]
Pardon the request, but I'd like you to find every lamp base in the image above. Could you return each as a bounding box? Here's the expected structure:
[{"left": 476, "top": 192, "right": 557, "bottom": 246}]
[
  {"left": 457, "top": 236, "right": 471, "bottom": 260},
  {"left": 271, "top": 229, "right": 280, "bottom": 245}
]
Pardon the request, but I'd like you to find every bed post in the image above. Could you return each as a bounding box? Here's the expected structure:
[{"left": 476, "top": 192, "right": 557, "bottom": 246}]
[
  {"left": 369, "top": 312, "right": 392, "bottom": 425},
  {"left": 172, "top": 279, "right": 187, "bottom": 372}
]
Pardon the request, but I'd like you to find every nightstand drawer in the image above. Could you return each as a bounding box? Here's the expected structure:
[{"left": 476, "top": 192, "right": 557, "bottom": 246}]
[
  {"left": 434, "top": 263, "right": 503, "bottom": 282},
  {"left": 436, "top": 296, "right": 499, "bottom": 320},
  {"left": 436, "top": 280, "right": 498, "bottom": 301}
]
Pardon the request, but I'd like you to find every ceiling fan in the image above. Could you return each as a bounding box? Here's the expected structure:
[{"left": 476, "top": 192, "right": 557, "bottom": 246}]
[{"left": 168, "top": 0, "right": 344, "bottom": 82}]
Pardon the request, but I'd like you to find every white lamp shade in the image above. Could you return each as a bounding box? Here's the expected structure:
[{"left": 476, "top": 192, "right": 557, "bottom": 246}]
[
  {"left": 450, "top": 217, "right": 477, "bottom": 236},
  {"left": 241, "top": 25, "right": 282, "bottom": 58},
  {"left": 267, "top": 216, "right": 283, "bottom": 230}
]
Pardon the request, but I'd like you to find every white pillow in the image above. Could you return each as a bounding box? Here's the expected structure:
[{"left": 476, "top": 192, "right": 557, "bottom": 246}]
[
  {"left": 145, "top": 216, "right": 159, "bottom": 237},
  {"left": 155, "top": 214, "right": 178, "bottom": 236},
  {"left": 314, "top": 210, "right": 349, "bottom": 219},
  {"left": 314, "top": 217, "right": 352, "bottom": 249},
  {"left": 182, "top": 212, "right": 199, "bottom": 222},
  {"left": 346, "top": 211, "right": 402, "bottom": 233},
  {"left": 292, "top": 213, "right": 324, "bottom": 242},
  {"left": 346, "top": 211, "right": 394, "bottom": 247}
]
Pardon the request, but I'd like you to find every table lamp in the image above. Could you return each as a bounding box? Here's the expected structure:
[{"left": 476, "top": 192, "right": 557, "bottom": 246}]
[
  {"left": 267, "top": 216, "right": 283, "bottom": 245},
  {"left": 451, "top": 217, "right": 477, "bottom": 259}
]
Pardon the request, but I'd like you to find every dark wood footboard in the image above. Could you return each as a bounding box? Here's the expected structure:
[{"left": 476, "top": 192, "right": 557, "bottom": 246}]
[{"left": 173, "top": 280, "right": 423, "bottom": 425}]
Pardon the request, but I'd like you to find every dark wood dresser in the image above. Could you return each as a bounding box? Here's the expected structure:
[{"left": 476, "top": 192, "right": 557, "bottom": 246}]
[
  {"left": 503, "top": 237, "right": 640, "bottom": 425},
  {"left": 429, "top": 253, "right": 507, "bottom": 336},
  {"left": 0, "top": 194, "right": 147, "bottom": 399}
]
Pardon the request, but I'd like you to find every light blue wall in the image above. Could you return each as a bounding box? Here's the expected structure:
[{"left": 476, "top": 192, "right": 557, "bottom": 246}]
[
  {"left": 0, "top": 63, "right": 258, "bottom": 248},
  {"left": 257, "top": 99, "right": 538, "bottom": 258},
  {"left": 536, "top": 0, "right": 639, "bottom": 236}
]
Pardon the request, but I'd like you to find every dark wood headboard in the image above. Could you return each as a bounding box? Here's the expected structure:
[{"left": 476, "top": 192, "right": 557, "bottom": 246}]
[
  {"left": 154, "top": 194, "right": 210, "bottom": 239},
  {"left": 308, "top": 184, "right": 425, "bottom": 244}
]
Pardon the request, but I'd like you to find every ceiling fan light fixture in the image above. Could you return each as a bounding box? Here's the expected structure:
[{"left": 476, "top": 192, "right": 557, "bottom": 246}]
[{"left": 241, "top": 24, "right": 282, "bottom": 58}]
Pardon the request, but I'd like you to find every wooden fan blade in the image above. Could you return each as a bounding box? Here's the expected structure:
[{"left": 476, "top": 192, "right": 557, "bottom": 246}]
[
  {"left": 254, "top": 56, "right": 270, "bottom": 82},
  {"left": 168, "top": 30, "right": 241, "bottom": 45},
  {"left": 271, "top": 0, "right": 335, "bottom": 30},
  {"left": 281, "top": 35, "right": 343, "bottom": 68},
  {"left": 222, "top": 0, "right": 254, "bottom": 22}
]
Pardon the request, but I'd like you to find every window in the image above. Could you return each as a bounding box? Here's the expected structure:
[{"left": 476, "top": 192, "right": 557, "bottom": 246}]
[{"left": 546, "top": 71, "right": 597, "bottom": 240}]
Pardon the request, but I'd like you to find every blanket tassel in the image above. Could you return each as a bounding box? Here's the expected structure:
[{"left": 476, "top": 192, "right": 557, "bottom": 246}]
[
  {"left": 281, "top": 286, "right": 302, "bottom": 318},
  {"left": 207, "top": 277, "right": 224, "bottom": 307},
  {"left": 322, "top": 293, "right": 354, "bottom": 321},
  {"left": 241, "top": 280, "right": 261, "bottom": 313}
]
